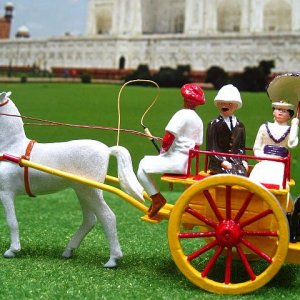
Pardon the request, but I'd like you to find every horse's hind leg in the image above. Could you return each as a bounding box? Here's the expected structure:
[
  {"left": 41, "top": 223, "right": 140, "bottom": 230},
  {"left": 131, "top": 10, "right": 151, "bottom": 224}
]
[
  {"left": 91, "top": 189, "right": 123, "bottom": 268},
  {"left": 68, "top": 187, "right": 122, "bottom": 267},
  {"left": 62, "top": 200, "right": 97, "bottom": 258},
  {"left": 0, "top": 192, "right": 21, "bottom": 258}
]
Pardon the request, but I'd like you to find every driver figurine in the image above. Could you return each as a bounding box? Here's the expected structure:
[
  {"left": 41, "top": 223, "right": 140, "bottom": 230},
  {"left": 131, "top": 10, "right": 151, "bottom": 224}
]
[
  {"left": 137, "top": 83, "right": 205, "bottom": 218},
  {"left": 206, "top": 84, "right": 248, "bottom": 176}
]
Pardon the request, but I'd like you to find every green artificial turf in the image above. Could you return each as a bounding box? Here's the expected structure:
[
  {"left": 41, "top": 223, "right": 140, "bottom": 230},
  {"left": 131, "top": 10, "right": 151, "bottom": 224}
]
[
  {"left": 0, "top": 83, "right": 299, "bottom": 299},
  {"left": 0, "top": 191, "right": 299, "bottom": 300}
]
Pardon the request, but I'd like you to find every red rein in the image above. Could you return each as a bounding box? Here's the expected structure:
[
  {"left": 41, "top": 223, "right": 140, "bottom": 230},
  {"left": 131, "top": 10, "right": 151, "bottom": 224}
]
[{"left": 0, "top": 111, "right": 162, "bottom": 141}]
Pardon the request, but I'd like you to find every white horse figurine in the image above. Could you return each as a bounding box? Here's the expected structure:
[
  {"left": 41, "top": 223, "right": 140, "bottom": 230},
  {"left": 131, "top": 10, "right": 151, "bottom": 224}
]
[{"left": 0, "top": 91, "right": 144, "bottom": 268}]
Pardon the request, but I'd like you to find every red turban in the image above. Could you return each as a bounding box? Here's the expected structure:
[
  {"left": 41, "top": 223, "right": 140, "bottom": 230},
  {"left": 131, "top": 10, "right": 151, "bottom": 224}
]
[{"left": 181, "top": 83, "right": 205, "bottom": 106}]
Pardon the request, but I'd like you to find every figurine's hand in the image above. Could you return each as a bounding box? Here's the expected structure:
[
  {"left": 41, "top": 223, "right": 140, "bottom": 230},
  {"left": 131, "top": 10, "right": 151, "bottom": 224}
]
[
  {"left": 160, "top": 148, "right": 166, "bottom": 155},
  {"left": 289, "top": 118, "right": 299, "bottom": 148},
  {"left": 242, "top": 160, "right": 248, "bottom": 171},
  {"left": 291, "top": 118, "right": 299, "bottom": 126},
  {"left": 221, "top": 161, "right": 232, "bottom": 169}
]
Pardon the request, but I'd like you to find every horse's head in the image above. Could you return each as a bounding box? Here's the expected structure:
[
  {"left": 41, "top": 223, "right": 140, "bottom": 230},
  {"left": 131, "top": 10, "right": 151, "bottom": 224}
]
[
  {"left": 0, "top": 90, "right": 26, "bottom": 149},
  {"left": 0, "top": 91, "right": 12, "bottom": 107}
]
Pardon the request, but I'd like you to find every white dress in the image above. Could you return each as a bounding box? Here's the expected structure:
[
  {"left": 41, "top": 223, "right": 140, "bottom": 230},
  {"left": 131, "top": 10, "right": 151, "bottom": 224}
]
[
  {"left": 137, "top": 109, "right": 203, "bottom": 195},
  {"left": 249, "top": 121, "right": 298, "bottom": 188}
]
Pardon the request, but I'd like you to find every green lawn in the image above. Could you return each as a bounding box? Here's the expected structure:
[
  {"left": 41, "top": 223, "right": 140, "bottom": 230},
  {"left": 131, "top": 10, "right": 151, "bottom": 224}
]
[{"left": 0, "top": 83, "right": 300, "bottom": 299}]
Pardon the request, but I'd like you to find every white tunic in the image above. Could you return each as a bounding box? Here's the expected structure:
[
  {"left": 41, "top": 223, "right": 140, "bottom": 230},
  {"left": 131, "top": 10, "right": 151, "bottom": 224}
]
[{"left": 137, "top": 109, "right": 203, "bottom": 195}]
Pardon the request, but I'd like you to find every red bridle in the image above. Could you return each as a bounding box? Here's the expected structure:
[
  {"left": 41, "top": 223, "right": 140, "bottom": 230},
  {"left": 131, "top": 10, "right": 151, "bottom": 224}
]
[
  {"left": 0, "top": 99, "right": 10, "bottom": 159},
  {"left": 0, "top": 99, "right": 9, "bottom": 160},
  {"left": 0, "top": 99, "right": 9, "bottom": 107}
]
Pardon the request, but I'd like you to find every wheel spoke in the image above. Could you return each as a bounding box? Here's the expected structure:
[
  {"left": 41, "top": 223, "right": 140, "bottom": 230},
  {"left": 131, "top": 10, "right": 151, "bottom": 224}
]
[
  {"left": 187, "top": 239, "right": 219, "bottom": 261},
  {"left": 226, "top": 185, "right": 232, "bottom": 220},
  {"left": 225, "top": 247, "right": 233, "bottom": 284},
  {"left": 236, "top": 245, "right": 256, "bottom": 281},
  {"left": 201, "top": 245, "right": 224, "bottom": 277},
  {"left": 241, "top": 238, "right": 273, "bottom": 263},
  {"left": 185, "top": 207, "right": 218, "bottom": 229},
  {"left": 243, "top": 230, "right": 278, "bottom": 237},
  {"left": 234, "top": 192, "right": 255, "bottom": 222},
  {"left": 203, "top": 189, "right": 223, "bottom": 221},
  {"left": 240, "top": 209, "right": 273, "bottom": 228},
  {"left": 179, "top": 231, "right": 215, "bottom": 239}
]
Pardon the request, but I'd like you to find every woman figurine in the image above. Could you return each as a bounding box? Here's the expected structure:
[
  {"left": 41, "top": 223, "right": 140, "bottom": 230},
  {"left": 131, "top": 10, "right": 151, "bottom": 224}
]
[{"left": 249, "top": 101, "right": 299, "bottom": 188}]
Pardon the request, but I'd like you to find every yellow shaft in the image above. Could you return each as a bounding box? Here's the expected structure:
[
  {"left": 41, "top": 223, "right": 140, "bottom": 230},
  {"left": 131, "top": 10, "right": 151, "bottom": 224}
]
[{"left": 19, "top": 158, "right": 148, "bottom": 213}]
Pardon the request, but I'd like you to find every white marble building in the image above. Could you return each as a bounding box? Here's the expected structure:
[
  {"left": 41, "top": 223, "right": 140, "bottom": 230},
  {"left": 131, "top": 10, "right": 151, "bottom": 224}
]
[{"left": 1, "top": 0, "right": 300, "bottom": 73}]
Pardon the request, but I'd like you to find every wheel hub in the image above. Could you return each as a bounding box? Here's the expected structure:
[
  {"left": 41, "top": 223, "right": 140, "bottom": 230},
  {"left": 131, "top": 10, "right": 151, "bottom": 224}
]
[{"left": 215, "top": 220, "right": 243, "bottom": 247}]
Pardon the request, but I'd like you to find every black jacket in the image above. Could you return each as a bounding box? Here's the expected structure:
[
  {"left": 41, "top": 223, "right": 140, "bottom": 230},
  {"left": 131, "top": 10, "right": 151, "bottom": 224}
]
[{"left": 206, "top": 116, "right": 247, "bottom": 175}]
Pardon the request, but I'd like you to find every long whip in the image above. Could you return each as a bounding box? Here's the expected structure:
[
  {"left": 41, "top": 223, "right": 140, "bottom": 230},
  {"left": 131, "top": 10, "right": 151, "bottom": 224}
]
[{"left": 116, "top": 79, "right": 161, "bottom": 152}]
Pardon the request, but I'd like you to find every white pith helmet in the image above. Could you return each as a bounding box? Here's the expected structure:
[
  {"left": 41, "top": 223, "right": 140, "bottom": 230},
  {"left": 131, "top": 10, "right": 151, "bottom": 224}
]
[{"left": 214, "top": 84, "right": 242, "bottom": 109}]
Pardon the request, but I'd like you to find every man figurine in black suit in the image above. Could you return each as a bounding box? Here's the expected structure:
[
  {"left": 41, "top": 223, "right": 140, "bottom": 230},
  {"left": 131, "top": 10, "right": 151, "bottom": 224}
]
[{"left": 206, "top": 84, "right": 248, "bottom": 176}]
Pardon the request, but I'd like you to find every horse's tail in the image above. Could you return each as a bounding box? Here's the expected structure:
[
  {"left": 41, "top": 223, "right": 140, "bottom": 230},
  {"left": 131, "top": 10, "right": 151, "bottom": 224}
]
[{"left": 109, "top": 146, "right": 144, "bottom": 203}]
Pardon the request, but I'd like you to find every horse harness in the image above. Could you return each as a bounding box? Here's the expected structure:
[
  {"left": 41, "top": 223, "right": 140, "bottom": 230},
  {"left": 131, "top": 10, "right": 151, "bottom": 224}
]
[
  {"left": 0, "top": 140, "right": 36, "bottom": 197},
  {"left": 22, "top": 140, "right": 36, "bottom": 197}
]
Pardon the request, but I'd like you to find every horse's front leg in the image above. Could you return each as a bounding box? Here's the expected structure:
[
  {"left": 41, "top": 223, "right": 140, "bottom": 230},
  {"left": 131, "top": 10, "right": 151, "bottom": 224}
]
[{"left": 0, "top": 192, "right": 21, "bottom": 257}]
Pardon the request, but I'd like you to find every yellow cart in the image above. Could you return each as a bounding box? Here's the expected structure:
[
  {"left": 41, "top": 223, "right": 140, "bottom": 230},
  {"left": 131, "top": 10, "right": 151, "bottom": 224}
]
[{"left": 2, "top": 147, "right": 299, "bottom": 295}]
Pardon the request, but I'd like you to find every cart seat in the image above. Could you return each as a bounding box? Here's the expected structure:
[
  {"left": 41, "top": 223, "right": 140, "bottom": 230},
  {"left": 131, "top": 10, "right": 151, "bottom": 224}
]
[
  {"left": 163, "top": 173, "right": 189, "bottom": 179},
  {"left": 161, "top": 172, "right": 209, "bottom": 186},
  {"left": 162, "top": 173, "right": 286, "bottom": 193},
  {"left": 260, "top": 183, "right": 280, "bottom": 190}
]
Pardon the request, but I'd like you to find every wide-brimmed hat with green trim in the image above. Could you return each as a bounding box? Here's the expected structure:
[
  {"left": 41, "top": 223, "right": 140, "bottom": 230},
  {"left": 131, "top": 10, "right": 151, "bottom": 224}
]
[{"left": 267, "top": 72, "right": 300, "bottom": 108}]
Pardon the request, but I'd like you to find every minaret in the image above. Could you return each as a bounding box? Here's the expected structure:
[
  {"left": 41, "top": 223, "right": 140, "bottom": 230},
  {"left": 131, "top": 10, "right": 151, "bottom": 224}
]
[
  {"left": 0, "top": 2, "right": 14, "bottom": 39},
  {"left": 4, "top": 2, "right": 13, "bottom": 21}
]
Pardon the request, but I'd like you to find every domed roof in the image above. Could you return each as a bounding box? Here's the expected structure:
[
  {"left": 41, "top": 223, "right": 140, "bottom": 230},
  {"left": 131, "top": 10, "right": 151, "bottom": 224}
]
[
  {"left": 17, "top": 25, "right": 29, "bottom": 33},
  {"left": 16, "top": 25, "right": 30, "bottom": 38}
]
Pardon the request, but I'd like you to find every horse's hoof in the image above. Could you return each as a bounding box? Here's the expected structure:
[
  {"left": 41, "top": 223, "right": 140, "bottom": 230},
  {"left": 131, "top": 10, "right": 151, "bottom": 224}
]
[
  {"left": 4, "top": 249, "right": 16, "bottom": 258},
  {"left": 62, "top": 248, "right": 73, "bottom": 258},
  {"left": 104, "top": 257, "right": 118, "bottom": 268}
]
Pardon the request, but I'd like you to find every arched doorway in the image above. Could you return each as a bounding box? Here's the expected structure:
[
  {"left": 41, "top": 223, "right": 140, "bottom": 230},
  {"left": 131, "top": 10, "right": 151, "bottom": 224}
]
[
  {"left": 264, "top": 0, "right": 291, "bottom": 32},
  {"left": 217, "top": 0, "right": 241, "bottom": 32},
  {"left": 119, "top": 56, "right": 125, "bottom": 69}
]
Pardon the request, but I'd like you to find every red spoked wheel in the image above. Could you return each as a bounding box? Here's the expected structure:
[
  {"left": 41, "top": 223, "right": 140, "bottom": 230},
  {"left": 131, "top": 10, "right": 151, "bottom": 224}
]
[{"left": 168, "top": 174, "right": 289, "bottom": 294}]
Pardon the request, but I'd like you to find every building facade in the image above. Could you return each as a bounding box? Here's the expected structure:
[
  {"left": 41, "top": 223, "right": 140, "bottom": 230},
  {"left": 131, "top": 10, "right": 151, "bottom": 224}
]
[
  {"left": 0, "top": 0, "right": 300, "bottom": 73},
  {"left": 87, "top": 0, "right": 300, "bottom": 35}
]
